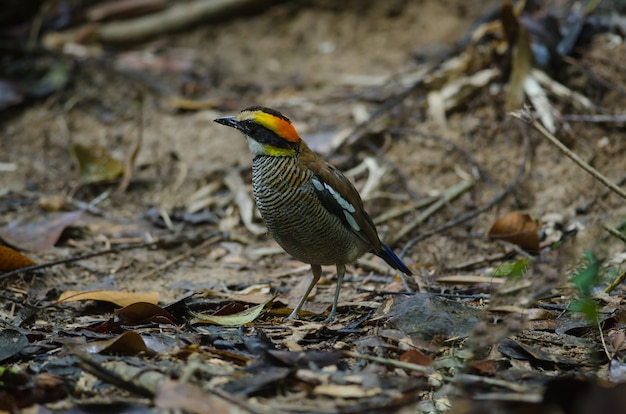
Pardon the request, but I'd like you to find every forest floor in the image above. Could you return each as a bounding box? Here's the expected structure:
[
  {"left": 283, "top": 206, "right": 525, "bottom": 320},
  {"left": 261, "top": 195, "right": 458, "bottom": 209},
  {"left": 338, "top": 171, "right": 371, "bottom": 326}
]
[{"left": 1, "top": 1, "right": 626, "bottom": 413}]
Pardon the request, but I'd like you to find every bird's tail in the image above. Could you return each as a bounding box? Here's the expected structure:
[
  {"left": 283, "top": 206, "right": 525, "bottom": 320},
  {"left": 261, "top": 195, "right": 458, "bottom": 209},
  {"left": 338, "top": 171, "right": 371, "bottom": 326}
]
[{"left": 377, "top": 244, "right": 412, "bottom": 275}]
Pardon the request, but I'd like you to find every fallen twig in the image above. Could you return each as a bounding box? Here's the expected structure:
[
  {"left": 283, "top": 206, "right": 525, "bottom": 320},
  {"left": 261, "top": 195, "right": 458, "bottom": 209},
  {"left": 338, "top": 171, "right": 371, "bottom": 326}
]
[
  {"left": 118, "top": 90, "right": 144, "bottom": 193},
  {"left": 400, "top": 131, "right": 531, "bottom": 257},
  {"left": 603, "top": 224, "right": 626, "bottom": 245},
  {"left": 77, "top": 354, "right": 155, "bottom": 398},
  {"left": 78, "top": 354, "right": 266, "bottom": 413},
  {"left": 602, "top": 226, "right": 626, "bottom": 295},
  {"left": 0, "top": 231, "right": 222, "bottom": 280},
  {"left": 137, "top": 232, "right": 222, "bottom": 279},
  {"left": 373, "top": 195, "right": 438, "bottom": 226},
  {"left": 604, "top": 272, "right": 626, "bottom": 294},
  {"left": 575, "top": 173, "right": 626, "bottom": 214},
  {"left": 342, "top": 350, "right": 432, "bottom": 375},
  {"left": 87, "top": 0, "right": 167, "bottom": 22},
  {"left": 564, "top": 114, "right": 626, "bottom": 123},
  {"left": 454, "top": 374, "right": 531, "bottom": 394},
  {"left": 393, "top": 129, "right": 493, "bottom": 185},
  {"left": 511, "top": 108, "right": 626, "bottom": 201},
  {"left": 389, "top": 179, "right": 474, "bottom": 247},
  {"left": 327, "top": 66, "right": 434, "bottom": 156},
  {"left": 95, "top": 0, "right": 282, "bottom": 43}
]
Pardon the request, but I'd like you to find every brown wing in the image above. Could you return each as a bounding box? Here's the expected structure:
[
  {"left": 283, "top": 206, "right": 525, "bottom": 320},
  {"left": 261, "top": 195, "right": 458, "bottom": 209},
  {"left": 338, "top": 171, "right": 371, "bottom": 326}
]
[{"left": 298, "top": 142, "right": 382, "bottom": 251}]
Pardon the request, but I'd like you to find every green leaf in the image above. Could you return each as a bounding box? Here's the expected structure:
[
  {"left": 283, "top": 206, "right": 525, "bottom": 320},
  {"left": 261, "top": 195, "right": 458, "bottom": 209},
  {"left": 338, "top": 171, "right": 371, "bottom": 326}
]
[
  {"left": 568, "top": 298, "right": 598, "bottom": 322},
  {"left": 190, "top": 299, "right": 271, "bottom": 326},
  {"left": 492, "top": 258, "right": 531, "bottom": 279},
  {"left": 70, "top": 143, "right": 124, "bottom": 183},
  {"left": 571, "top": 252, "right": 599, "bottom": 296}
]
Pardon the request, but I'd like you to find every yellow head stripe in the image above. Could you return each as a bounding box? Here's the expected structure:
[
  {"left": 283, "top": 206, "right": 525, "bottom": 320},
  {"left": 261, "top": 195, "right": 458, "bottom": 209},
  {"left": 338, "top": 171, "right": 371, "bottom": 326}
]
[{"left": 254, "top": 111, "right": 300, "bottom": 143}]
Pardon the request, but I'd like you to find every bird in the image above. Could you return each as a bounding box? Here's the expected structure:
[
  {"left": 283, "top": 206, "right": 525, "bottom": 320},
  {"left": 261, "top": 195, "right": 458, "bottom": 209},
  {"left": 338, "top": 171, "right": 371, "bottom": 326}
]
[{"left": 214, "top": 107, "right": 412, "bottom": 321}]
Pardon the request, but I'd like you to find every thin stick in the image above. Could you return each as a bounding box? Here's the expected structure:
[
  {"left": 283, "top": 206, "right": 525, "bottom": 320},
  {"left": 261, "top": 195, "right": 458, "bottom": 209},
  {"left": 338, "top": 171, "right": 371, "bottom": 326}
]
[
  {"left": 0, "top": 231, "right": 222, "bottom": 280},
  {"left": 511, "top": 108, "right": 626, "bottom": 201},
  {"left": 400, "top": 131, "right": 531, "bottom": 257},
  {"left": 138, "top": 233, "right": 222, "bottom": 279},
  {"left": 342, "top": 350, "right": 432, "bottom": 374},
  {"left": 118, "top": 90, "right": 144, "bottom": 193},
  {"left": 389, "top": 180, "right": 474, "bottom": 246},
  {"left": 604, "top": 270, "right": 626, "bottom": 295},
  {"left": 453, "top": 374, "right": 530, "bottom": 393},
  {"left": 373, "top": 195, "right": 438, "bottom": 225},
  {"left": 327, "top": 74, "right": 428, "bottom": 156},
  {"left": 565, "top": 114, "right": 626, "bottom": 123},
  {"left": 603, "top": 224, "right": 626, "bottom": 245},
  {"left": 394, "top": 128, "right": 494, "bottom": 185},
  {"left": 0, "top": 243, "right": 157, "bottom": 280},
  {"left": 373, "top": 126, "right": 492, "bottom": 230},
  {"left": 77, "top": 354, "right": 154, "bottom": 399},
  {"left": 597, "top": 317, "right": 612, "bottom": 361},
  {"left": 575, "top": 173, "right": 626, "bottom": 214}
]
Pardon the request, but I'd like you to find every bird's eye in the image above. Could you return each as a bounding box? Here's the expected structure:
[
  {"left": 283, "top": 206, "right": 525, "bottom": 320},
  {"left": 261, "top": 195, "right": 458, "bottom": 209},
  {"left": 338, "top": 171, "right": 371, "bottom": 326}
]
[{"left": 241, "top": 120, "right": 257, "bottom": 131}]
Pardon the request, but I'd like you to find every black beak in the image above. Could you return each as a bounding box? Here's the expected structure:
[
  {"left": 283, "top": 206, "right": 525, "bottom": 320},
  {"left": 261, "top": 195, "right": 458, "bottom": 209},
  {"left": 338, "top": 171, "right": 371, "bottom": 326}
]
[{"left": 214, "top": 116, "right": 240, "bottom": 130}]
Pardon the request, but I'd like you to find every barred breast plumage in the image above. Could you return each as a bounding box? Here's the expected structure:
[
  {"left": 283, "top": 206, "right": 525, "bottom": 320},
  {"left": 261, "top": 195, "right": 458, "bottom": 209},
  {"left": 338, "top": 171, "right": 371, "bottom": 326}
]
[{"left": 252, "top": 155, "right": 370, "bottom": 266}]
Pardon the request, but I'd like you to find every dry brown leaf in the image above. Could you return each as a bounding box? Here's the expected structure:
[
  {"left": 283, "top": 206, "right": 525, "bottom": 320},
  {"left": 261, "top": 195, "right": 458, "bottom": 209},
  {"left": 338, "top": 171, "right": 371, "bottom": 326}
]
[
  {"left": 114, "top": 302, "right": 178, "bottom": 325},
  {"left": 399, "top": 349, "right": 433, "bottom": 366},
  {"left": 57, "top": 290, "right": 160, "bottom": 307},
  {"left": 0, "top": 245, "right": 36, "bottom": 271},
  {"left": 155, "top": 380, "right": 247, "bottom": 414},
  {"left": 82, "top": 331, "right": 154, "bottom": 355},
  {"left": 488, "top": 211, "right": 540, "bottom": 252},
  {"left": 313, "top": 384, "right": 381, "bottom": 398}
]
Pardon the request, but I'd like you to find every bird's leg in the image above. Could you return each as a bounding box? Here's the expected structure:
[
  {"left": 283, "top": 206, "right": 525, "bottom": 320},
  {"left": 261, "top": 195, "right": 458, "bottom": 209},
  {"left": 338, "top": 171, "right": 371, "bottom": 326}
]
[
  {"left": 286, "top": 264, "right": 322, "bottom": 320},
  {"left": 324, "top": 263, "right": 346, "bottom": 323}
]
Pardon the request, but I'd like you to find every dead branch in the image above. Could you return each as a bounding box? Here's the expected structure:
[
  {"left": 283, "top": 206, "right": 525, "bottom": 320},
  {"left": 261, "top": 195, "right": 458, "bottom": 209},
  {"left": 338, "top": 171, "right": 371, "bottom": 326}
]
[
  {"left": 389, "top": 180, "right": 474, "bottom": 247},
  {"left": 400, "top": 131, "right": 532, "bottom": 257},
  {"left": 512, "top": 108, "right": 626, "bottom": 202},
  {"left": 95, "top": 0, "right": 283, "bottom": 43},
  {"left": 0, "top": 231, "right": 222, "bottom": 281}
]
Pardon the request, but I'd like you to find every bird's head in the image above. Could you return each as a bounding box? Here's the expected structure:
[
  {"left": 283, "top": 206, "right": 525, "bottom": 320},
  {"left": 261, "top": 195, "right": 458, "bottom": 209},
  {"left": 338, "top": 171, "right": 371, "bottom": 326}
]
[{"left": 214, "top": 107, "right": 301, "bottom": 157}]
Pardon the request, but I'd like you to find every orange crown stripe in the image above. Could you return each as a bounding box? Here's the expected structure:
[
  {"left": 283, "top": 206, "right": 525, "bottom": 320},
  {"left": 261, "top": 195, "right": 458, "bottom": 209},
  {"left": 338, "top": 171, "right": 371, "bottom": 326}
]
[{"left": 254, "top": 111, "right": 300, "bottom": 143}]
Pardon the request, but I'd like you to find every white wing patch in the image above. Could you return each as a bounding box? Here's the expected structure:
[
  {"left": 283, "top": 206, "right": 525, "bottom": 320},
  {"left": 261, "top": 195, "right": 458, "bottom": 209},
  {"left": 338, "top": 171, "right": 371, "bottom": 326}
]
[{"left": 312, "top": 177, "right": 360, "bottom": 232}]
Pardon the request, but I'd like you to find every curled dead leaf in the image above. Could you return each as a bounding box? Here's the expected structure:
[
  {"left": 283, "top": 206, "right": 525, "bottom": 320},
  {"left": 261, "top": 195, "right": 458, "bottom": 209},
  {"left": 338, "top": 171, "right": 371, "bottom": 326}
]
[
  {"left": 82, "top": 331, "right": 155, "bottom": 356},
  {"left": 488, "top": 211, "right": 540, "bottom": 253},
  {"left": 115, "top": 302, "right": 179, "bottom": 326},
  {"left": 57, "top": 290, "right": 160, "bottom": 307}
]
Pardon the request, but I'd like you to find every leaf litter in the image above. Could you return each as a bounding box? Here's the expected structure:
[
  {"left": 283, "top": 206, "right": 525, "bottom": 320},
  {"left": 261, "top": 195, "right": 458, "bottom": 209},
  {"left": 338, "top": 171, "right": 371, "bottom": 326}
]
[{"left": 1, "top": 1, "right": 626, "bottom": 413}]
